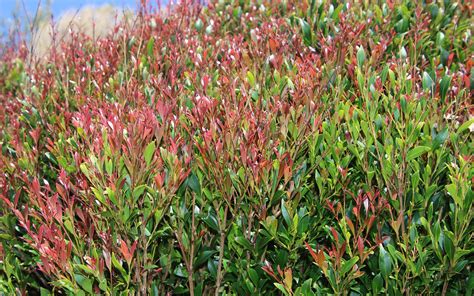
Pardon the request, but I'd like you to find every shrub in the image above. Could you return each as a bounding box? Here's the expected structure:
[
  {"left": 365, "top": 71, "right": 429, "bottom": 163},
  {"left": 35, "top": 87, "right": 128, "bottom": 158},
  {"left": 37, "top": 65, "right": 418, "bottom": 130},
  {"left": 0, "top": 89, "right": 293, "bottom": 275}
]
[{"left": 0, "top": 0, "right": 472, "bottom": 295}]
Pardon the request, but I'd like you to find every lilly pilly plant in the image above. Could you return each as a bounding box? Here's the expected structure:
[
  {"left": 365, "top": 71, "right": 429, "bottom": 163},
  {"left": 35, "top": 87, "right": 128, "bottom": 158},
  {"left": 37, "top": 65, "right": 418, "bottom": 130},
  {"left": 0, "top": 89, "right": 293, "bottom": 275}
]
[{"left": 0, "top": 0, "right": 472, "bottom": 295}]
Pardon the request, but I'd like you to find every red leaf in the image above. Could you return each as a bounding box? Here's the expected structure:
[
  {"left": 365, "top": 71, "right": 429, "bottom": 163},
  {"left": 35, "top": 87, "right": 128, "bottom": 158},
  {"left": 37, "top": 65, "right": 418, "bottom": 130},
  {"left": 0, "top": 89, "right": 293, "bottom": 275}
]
[
  {"left": 154, "top": 173, "right": 164, "bottom": 189},
  {"left": 269, "top": 38, "right": 279, "bottom": 52},
  {"left": 345, "top": 216, "right": 355, "bottom": 235},
  {"left": 357, "top": 236, "right": 364, "bottom": 259},
  {"left": 262, "top": 261, "right": 279, "bottom": 282},
  {"left": 277, "top": 265, "right": 283, "bottom": 277},
  {"left": 120, "top": 239, "right": 133, "bottom": 265},
  {"left": 353, "top": 206, "right": 359, "bottom": 218},
  {"left": 331, "top": 227, "right": 339, "bottom": 244},
  {"left": 130, "top": 241, "right": 138, "bottom": 257},
  {"left": 32, "top": 178, "right": 41, "bottom": 196},
  {"left": 305, "top": 242, "right": 319, "bottom": 263},
  {"left": 306, "top": 242, "right": 327, "bottom": 273},
  {"left": 103, "top": 250, "right": 112, "bottom": 271}
]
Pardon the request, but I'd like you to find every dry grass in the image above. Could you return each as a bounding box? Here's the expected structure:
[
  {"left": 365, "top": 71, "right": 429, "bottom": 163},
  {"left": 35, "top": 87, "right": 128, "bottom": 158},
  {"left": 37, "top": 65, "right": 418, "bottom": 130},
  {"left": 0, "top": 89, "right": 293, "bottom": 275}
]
[{"left": 30, "top": 4, "right": 133, "bottom": 59}]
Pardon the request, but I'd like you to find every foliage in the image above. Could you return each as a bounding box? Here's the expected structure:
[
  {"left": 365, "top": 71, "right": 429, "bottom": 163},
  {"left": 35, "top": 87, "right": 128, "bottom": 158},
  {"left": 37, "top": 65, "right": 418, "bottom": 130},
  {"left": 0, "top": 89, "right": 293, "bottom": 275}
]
[{"left": 0, "top": 0, "right": 472, "bottom": 295}]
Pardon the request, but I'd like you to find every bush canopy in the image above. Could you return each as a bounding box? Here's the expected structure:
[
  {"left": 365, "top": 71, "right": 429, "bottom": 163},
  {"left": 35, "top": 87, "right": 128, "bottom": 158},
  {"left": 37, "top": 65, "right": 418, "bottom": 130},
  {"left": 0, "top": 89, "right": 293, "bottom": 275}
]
[{"left": 0, "top": 0, "right": 473, "bottom": 295}]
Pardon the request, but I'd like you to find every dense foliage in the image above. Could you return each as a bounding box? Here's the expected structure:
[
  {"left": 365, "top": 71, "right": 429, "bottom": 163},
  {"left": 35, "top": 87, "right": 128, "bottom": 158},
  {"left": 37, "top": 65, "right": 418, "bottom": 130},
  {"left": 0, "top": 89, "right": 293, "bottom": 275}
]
[{"left": 1, "top": 0, "right": 473, "bottom": 295}]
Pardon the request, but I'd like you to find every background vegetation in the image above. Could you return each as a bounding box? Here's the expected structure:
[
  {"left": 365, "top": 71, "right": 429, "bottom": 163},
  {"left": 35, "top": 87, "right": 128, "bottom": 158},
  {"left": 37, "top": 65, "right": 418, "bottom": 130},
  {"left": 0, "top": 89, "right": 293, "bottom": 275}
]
[
  {"left": 31, "top": 4, "right": 133, "bottom": 59},
  {"left": 0, "top": 0, "right": 473, "bottom": 295}
]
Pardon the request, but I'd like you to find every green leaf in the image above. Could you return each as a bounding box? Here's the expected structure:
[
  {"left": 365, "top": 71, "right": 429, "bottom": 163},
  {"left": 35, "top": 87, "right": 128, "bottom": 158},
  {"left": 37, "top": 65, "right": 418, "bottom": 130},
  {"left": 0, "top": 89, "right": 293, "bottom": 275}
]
[
  {"left": 182, "top": 232, "right": 190, "bottom": 250},
  {"left": 105, "top": 159, "right": 113, "bottom": 175},
  {"left": 372, "top": 273, "right": 383, "bottom": 294},
  {"left": 91, "top": 187, "right": 105, "bottom": 204},
  {"left": 357, "top": 46, "right": 366, "bottom": 67},
  {"left": 51, "top": 278, "right": 76, "bottom": 293},
  {"left": 245, "top": 279, "right": 255, "bottom": 292},
  {"left": 457, "top": 118, "right": 474, "bottom": 134},
  {"left": 151, "top": 282, "right": 159, "bottom": 296},
  {"left": 187, "top": 173, "right": 201, "bottom": 195},
  {"left": 64, "top": 219, "right": 75, "bottom": 235},
  {"left": 202, "top": 210, "right": 219, "bottom": 232},
  {"left": 298, "top": 18, "right": 312, "bottom": 46},
  {"left": 296, "top": 278, "right": 314, "bottom": 296},
  {"left": 466, "top": 272, "right": 474, "bottom": 295},
  {"left": 309, "top": 0, "right": 317, "bottom": 18},
  {"left": 233, "top": 6, "right": 242, "bottom": 18},
  {"left": 332, "top": 4, "right": 344, "bottom": 22},
  {"left": 399, "top": 46, "right": 407, "bottom": 59},
  {"left": 144, "top": 141, "right": 156, "bottom": 166},
  {"left": 422, "top": 72, "right": 434, "bottom": 93},
  {"left": 80, "top": 163, "right": 90, "bottom": 177},
  {"left": 247, "top": 71, "right": 256, "bottom": 87},
  {"left": 281, "top": 199, "right": 292, "bottom": 227},
  {"left": 446, "top": 183, "right": 460, "bottom": 206},
  {"left": 379, "top": 245, "right": 392, "bottom": 278},
  {"left": 274, "top": 283, "right": 290, "bottom": 296},
  {"left": 112, "top": 253, "right": 127, "bottom": 278},
  {"left": 144, "top": 264, "right": 159, "bottom": 270},
  {"left": 106, "top": 187, "right": 118, "bottom": 206},
  {"left": 248, "top": 268, "right": 259, "bottom": 285},
  {"left": 432, "top": 127, "right": 449, "bottom": 150},
  {"left": 40, "top": 288, "right": 52, "bottom": 296},
  {"left": 454, "top": 260, "right": 469, "bottom": 273},
  {"left": 205, "top": 25, "right": 213, "bottom": 35},
  {"left": 194, "top": 250, "right": 217, "bottom": 267},
  {"left": 195, "top": 19, "right": 204, "bottom": 31},
  {"left": 407, "top": 146, "right": 431, "bottom": 161},
  {"left": 444, "top": 235, "right": 455, "bottom": 260},
  {"left": 341, "top": 256, "right": 359, "bottom": 275},
  {"left": 439, "top": 75, "right": 451, "bottom": 101},
  {"left": 207, "top": 260, "right": 217, "bottom": 278},
  {"left": 99, "top": 279, "right": 107, "bottom": 292},
  {"left": 436, "top": 32, "right": 445, "bottom": 46},
  {"left": 147, "top": 37, "right": 155, "bottom": 58},
  {"left": 291, "top": 213, "right": 299, "bottom": 235},
  {"left": 235, "top": 236, "right": 252, "bottom": 251},
  {"left": 75, "top": 274, "right": 93, "bottom": 294},
  {"left": 133, "top": 185, "right": 147, "bottom": 203}
]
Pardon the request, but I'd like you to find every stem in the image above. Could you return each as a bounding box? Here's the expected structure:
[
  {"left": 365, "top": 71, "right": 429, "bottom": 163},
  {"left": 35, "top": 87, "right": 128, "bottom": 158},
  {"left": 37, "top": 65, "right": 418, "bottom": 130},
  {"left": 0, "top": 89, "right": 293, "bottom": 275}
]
[
  {"left": 140, "top": 219, "right": 148, "bottom": 296},
  {"left": 215, "top": 205, "right": 228, "bottom": 296},
  {"left": 246, "top": 209, "right": 253, "bottom": 264},
  {"left": 188, "top": 193, "right": 197, "bottom": 296},
  {"left": 188, "top": 264, "right": 195, "bottom": 296},
  {"left": 441, "top": 277, "right": 449, "bottom": 296}
]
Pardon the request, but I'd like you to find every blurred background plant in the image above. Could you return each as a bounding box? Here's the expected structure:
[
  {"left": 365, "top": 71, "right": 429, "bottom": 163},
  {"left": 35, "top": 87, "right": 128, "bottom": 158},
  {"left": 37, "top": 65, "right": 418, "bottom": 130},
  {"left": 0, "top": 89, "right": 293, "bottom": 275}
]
[{"left": 0, "top": 0, "right": 145, "bottom": 60}]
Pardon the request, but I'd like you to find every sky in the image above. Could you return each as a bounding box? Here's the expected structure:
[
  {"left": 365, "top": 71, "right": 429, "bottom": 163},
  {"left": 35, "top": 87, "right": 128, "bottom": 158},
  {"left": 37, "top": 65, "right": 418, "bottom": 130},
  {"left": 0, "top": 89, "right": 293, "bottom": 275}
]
[{"left": 0, "top": 0, "right": 166, "bottom": 22}]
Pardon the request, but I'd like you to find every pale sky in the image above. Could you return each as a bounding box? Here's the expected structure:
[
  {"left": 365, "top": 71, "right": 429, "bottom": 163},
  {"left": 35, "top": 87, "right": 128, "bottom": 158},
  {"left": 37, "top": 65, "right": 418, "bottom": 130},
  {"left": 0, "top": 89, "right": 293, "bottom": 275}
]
[{"left": 0, "top": 0, "right": 167, "bottom": 21}]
